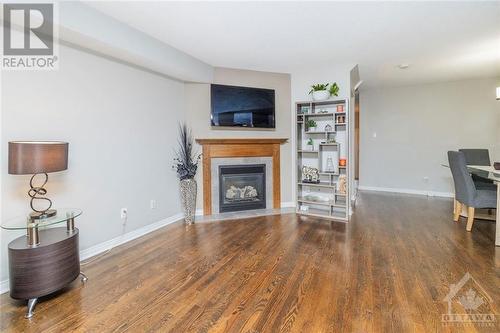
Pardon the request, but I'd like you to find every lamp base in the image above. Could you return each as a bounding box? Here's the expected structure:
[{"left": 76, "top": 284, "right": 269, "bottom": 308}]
[{"left": 30, "top": 209, "right": 57, "bottom": 220}]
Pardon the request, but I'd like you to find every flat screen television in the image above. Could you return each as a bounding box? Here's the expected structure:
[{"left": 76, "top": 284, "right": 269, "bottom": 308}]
[{"left": 211, "top": 84, "right": 275, "bottom": 128}]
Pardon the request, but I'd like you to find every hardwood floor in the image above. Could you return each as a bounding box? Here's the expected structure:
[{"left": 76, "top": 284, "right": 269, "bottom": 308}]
[{"left": 1, "top": 192, "right": 498, "bottom": 332}]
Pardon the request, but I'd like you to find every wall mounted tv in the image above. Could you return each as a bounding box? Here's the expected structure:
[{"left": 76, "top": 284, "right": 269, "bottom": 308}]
[{"left": 211, "top": 84, "right": 275, "bottom": 128}]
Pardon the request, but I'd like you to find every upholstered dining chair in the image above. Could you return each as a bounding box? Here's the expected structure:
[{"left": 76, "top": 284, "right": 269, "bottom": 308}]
[
  {"left": 448, "top": 151, "right": 497, "bottom": 231},
  {"left": 459, "top": 149, "right": 496, "bottom": 190}
]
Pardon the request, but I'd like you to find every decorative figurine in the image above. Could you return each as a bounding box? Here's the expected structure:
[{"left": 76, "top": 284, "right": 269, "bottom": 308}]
[
  {"left": 302, "top": 166, "right": 320, "bottom": 183},
  {"left": 326, "top": 157, "right": 335, "bottom": 172},
  {"left": 324, "top": 124, "right": 332, "bottom": 132},
  {"left": 338, "top": 175, "right": 347, "bottom": 194}
]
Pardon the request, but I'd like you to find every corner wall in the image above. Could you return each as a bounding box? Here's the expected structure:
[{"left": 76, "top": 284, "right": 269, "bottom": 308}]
[
  {"left": 359, "top": 77, "right": 500, "bottom": 195},
  {"left": 184, "top": 67, "right": 293, "bottom": 209}
]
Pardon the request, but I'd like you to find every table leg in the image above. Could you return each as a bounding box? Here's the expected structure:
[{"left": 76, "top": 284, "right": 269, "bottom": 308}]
[
  {"left": 25, "top": 298, "right": 38, "bottom": 318},
  {"left": 496, "top": 183, "right": 500, "bottom": 246},
  {"left": 66, "top": 212, "right": 75, "bottom": 233},
  {"left": 27, "top": 226, "right": 39, "bottom": 246},
  {"left": 80, "top": 271, "right": 88, "bottom": 283}
]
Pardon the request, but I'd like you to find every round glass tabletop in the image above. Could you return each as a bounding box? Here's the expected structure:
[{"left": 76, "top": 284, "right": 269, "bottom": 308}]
[{"left": 1, "top": 208, "right": 83, "bottom": 230}]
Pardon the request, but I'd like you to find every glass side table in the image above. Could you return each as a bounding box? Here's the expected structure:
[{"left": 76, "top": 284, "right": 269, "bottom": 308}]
[{"left": 1, "top": 208, "right": 87, "bottom": 318}]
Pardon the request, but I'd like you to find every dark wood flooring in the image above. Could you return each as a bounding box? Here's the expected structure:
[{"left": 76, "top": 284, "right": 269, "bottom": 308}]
[{"left": 1, "top": 192, "right": 498, "bottom": 332}]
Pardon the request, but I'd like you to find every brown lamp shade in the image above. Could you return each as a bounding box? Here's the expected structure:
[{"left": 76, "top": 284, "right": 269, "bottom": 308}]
[{"left": 8, "top": 141, "right": 68, "bottom": 175}]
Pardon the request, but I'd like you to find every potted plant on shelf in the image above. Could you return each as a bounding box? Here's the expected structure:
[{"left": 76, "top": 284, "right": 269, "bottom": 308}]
[
  {"left": 329, "top": 82, "right": 339, "bottom": 97},
  {"left": 306, "top": 119, "right": 317, "bottom": 132},
  {"left": 173, "top": 123, "right": 201, "bottom": 225},
  {"left": 307, "top": 138, "right": 314, "bottom": 151},
  {"left": 309, "top": 83, "right": 330, "bottom": 101}
]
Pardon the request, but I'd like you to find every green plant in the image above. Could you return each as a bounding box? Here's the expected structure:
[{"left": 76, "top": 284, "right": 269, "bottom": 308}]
[
  {"left": 307, "top": 138, "right": 314, "bottom": 146},
  {"left": 172, "top": 123, "right": 201, "bottom": 180},
  {"left": 329, "top": 82, "right": 339, "bottom": 96},
  {"left": 309, "top": 83, "right": 329, "bottom": 94},
  {"left": 306, "top": 119, "right": 317, "bottom": 128}
]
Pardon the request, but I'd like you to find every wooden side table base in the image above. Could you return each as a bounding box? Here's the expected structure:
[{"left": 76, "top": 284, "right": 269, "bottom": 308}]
[{"left": 8, "top": 227, "right": 83, "bottom": 319}]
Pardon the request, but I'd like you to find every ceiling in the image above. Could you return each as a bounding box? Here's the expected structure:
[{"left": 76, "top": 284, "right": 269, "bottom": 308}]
[{"left": 85, "top": 1, "right": 500, "bottom": 87}]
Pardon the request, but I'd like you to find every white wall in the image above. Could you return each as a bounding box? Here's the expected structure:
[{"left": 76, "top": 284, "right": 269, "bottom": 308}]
[
  {"left": 1, "top": 44, "right": 185, "bottom": 283},
  {"left": 184, "top": 67, "right": 292, "bottom": 209},
  {"left": 359, "top": 77, "right": 500, "bottom": 195}
]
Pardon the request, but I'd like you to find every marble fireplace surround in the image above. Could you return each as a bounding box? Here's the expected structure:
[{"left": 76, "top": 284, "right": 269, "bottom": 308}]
[{"left": 195, "top": 138, "right": 287, "bottom": 216}]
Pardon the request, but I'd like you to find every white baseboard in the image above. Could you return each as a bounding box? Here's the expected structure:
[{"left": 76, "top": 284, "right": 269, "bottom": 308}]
[
  {"left": 358, "top": 185, "right": 454, "bottom": 198},
  {"left": 0, "top": 212, "right": 184, "bottom": 295},
  {"left": 0, "top": 280, "right": 9, "bottom": 295}
]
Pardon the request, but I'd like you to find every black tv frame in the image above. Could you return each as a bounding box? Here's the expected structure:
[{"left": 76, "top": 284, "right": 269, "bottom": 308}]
[{"left": 210, "top": 84, "right": 276, "bottom": 129}]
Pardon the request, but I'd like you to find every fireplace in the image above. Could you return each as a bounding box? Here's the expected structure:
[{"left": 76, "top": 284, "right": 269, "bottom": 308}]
[
  {"left": 219, "top": 164, "right": 266, "bottom": 213},
  {"left": 195, "top": 138, "right": 287, "bottom": 215}
]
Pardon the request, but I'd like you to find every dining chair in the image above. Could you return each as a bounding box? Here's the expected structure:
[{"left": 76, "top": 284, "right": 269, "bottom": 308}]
[
  {"left": 447, "top": 151, "right": 497, "bottom": 231},
  {"left": 459, "top": 149, "right": 496, "bottom": 190}
]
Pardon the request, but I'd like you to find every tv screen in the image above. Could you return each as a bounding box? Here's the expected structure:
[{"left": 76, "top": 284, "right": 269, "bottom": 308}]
[{"left": 211, "top": 84, "right": 275, "bottom": 128}]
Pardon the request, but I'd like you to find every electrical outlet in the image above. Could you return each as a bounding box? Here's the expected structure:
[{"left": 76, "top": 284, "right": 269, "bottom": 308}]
[
  {"left": 150, "top": 199, "right": 157, "bottom": 209},
  {"left": 120, "top": 208, "right": 128, "bottom": 219}
]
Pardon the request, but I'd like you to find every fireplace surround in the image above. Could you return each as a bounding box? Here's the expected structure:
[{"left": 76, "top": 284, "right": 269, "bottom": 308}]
[{"left": 195, "top": 138, "right": 287, "bottom": 215}]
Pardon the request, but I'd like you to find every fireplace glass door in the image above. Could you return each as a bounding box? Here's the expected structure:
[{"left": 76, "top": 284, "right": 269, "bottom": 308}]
[{"left": 219, "top": 164, "right": 266, "bottom": 213}]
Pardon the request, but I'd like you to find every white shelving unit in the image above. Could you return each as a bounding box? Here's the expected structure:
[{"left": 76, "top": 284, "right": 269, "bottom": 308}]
[{"left": 296, "top": 99, "right": 350, "bottom": 222}]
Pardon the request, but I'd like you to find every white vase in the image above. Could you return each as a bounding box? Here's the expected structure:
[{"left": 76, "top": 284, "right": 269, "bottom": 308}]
[
  {"left": 180, "top": 179, "right": 197, "bottom": 225},
  {"left": 312, "top": 90, "right": 330, "bottom": 101},
  {"left": 309, "top": 126, "right": 317, "bottom": 132}
]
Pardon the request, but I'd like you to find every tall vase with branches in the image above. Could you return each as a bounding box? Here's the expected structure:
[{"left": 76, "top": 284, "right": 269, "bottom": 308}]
[{"left": 173, "top": 124, "right": 200, "bottom": 225}]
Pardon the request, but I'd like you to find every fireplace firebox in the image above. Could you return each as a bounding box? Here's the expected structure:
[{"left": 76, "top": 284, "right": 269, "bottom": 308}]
[{"left": 218, "top": 164, "right": 266, "bottom": 213}]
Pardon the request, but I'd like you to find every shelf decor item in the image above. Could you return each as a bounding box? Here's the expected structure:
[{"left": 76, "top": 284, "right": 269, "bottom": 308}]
[
  {"left": 494, "top": 162, "right": 500, "bottom": 170},
  {"left": 326, "top": 157, "right": 335, "bottom": 172},
  {"left": 8, "top": 141, "right": 69, "bottom": 220},
  {"left": 302, "top": 166, "right": 320, "bottom": 183},
  {"left": 306, "top": 119, "right": 317, "bottom": 132},
  {"left": 329, "top": 82, "right": 340, "bottom": 97},
  {"left": 307, "top": 138, "right": 314, "bottom": 151},
  {"left": 173, "top": 124, "right": 201, "bottom": 225},
  {"left": 309, "top": 83, "right": 331, "bottom": 101},
  {"left": 324, "top": 124, "right": 332, "bottom": 132},
  {"left": 300, "top": 106, "right": 310, "bottom": 114},
  {"left": 336, "top": 105, "right": 344, "bottom": 113},
  {"left": 338, "top": 175, "right": 347, "bottom": 194},
  {"left": 339, "top": 158, "right": 347, "bottom": 167}
]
